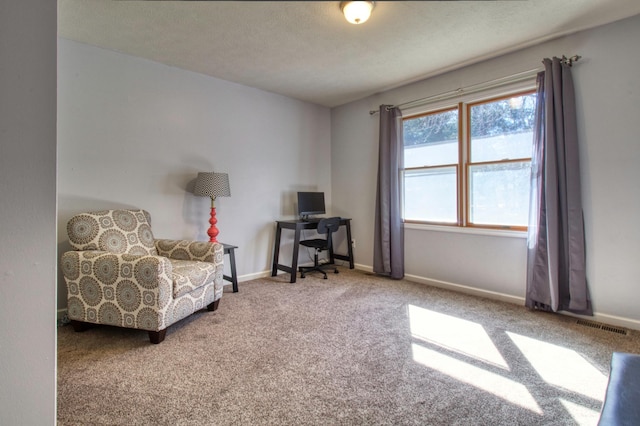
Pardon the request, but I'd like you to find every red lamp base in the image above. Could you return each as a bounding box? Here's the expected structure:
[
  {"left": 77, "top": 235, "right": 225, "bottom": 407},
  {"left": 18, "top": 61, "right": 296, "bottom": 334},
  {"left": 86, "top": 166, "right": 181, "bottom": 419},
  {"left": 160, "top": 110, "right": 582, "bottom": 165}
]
[{"left": 207, "top": 206, "right": 219, "bottom": 242}]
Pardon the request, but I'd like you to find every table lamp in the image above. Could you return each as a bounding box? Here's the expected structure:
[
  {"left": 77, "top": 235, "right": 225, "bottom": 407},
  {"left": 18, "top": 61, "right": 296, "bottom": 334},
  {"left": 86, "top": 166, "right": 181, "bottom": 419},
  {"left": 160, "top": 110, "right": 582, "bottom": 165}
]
[{"left": 194, "top": 172, "right": 231, "bottom": 242}]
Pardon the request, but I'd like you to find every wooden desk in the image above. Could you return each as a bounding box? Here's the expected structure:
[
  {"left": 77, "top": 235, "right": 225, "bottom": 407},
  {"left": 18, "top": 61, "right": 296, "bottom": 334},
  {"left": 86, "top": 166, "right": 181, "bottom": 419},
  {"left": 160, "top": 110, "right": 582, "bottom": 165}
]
[{"left": 271, "top": 218, "right": 354, "bottom": 283}]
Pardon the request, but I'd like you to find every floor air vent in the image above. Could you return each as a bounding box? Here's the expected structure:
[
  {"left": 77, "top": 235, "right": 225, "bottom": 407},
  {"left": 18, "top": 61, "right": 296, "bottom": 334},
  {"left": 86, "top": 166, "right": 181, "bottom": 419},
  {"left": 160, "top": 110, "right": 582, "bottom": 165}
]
[{"left": 576, "top": 319, "right": 628, "bottom": 335}]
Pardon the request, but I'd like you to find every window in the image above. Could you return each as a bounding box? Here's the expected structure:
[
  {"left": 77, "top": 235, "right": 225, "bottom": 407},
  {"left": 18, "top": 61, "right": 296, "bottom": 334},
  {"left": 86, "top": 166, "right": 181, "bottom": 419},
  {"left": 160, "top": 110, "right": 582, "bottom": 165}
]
[{"left": 402, "top": 90, "right": 537, "bottom": 230}]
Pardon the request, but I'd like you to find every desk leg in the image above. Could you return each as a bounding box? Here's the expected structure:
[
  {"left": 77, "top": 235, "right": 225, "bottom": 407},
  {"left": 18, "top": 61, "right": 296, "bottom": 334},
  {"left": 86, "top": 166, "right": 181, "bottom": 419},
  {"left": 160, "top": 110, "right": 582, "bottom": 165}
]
[
  {"left": 328, "top": 235, "right": 335, "bottom": 264},
  {"left": 228, "top": 248, "right": 238, "bottom": 293},
  {"left": 345, "top": 221, "right": 355, "bottom": 269},
  {"left": 271, "top": 224, "right": 282, "bottom": 277},
  {"left": 290, "top": 227, "right": 301, "bottom": 283}
]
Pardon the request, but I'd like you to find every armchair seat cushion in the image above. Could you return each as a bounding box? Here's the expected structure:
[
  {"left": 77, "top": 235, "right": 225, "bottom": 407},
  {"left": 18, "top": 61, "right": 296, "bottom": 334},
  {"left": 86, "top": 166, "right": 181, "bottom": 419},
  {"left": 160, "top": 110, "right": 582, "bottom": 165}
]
[{"left": 169, "top": 259, "right": 218, "bottom": 298}]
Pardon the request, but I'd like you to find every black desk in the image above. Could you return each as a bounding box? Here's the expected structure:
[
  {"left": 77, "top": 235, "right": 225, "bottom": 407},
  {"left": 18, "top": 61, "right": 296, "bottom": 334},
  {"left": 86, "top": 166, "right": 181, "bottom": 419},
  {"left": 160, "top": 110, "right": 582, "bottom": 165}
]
[{"left": 271, "top": 218, "right": 354, "bottom": 283}]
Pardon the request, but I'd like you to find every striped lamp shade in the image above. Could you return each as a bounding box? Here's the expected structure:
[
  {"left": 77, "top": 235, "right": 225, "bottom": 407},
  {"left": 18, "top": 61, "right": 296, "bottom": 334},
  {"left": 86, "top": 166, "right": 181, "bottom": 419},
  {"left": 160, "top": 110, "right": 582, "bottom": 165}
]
[{"left": 194, "top": 172, "right": 231, "bottom": 198}]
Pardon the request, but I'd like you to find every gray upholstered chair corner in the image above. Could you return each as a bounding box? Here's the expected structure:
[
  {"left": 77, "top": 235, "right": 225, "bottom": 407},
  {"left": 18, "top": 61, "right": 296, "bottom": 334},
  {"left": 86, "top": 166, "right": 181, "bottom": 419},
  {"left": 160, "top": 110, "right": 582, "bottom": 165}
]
[{"left": 61, "top": 209, "right": 224, "bottom": 344}]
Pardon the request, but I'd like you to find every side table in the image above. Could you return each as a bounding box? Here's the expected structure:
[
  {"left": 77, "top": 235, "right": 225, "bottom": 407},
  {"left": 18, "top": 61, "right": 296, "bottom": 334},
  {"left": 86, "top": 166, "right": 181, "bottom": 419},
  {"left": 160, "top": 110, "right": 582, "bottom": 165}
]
[{"left": 221, "top": 243, "right": 238, "bottom": 292}]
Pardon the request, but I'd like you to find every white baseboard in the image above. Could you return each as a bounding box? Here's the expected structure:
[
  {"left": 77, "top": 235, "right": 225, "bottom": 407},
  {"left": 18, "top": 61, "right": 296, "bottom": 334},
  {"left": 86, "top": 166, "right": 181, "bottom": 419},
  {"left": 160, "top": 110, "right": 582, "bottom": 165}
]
[
  {"left": 354, "top": 265, "right": 640, "bottom": 331},
  {"left": 353, "top": 263, "right": 373, "bottom": 273},
  {"left": 57, "top": 309, "right": 69, "bottom": 322},
  {"left": 237, "top": 270, "right": 272, "bottom": 282},
  {"left": 404, "top": 273, "right": 526, "bottom": 305},
  {"left": 59, "top": 266, "right": 640, "bottom": 332}
]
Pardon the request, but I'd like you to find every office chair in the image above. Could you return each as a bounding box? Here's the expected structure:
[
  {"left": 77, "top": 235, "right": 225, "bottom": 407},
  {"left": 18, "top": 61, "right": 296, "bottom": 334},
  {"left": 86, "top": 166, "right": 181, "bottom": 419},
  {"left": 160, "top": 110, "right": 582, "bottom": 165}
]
[{"left": 299, "top": 217, "right": 341, "bottom": 279}]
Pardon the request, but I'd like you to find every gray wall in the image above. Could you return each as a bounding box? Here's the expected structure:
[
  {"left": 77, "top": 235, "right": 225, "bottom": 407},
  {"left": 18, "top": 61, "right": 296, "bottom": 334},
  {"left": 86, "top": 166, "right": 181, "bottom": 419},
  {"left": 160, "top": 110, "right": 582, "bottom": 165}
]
[
  {"left": 331, "top": 14, "right": 640, "bottom": 329},
  {"left": 0, "top": 2, "right": 57, "bottom": 424},
  {"left": 57, "top": 39, "right": 332, "bottom": 310}
]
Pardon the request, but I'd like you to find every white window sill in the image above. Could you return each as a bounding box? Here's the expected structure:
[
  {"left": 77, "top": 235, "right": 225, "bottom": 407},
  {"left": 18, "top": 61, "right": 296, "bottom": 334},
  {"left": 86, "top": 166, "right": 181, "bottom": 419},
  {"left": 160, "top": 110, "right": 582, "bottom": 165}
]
[{"left": 404, "top": 222, "right": 527, "bottom": 239}]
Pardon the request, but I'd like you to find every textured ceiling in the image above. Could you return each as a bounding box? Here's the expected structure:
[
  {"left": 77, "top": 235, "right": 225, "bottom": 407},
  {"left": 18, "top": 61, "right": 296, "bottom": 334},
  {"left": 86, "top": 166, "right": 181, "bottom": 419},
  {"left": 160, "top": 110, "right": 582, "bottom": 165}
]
[{"left": 58, "top": 1, "right": 640, "bottom": 107}]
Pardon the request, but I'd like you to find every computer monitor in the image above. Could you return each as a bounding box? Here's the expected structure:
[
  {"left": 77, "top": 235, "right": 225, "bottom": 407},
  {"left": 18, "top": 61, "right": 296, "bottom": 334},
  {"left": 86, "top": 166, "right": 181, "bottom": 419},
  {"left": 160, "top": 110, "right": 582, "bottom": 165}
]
[{"left": 297, "top": 192, "right": 325, "bottom": 219}]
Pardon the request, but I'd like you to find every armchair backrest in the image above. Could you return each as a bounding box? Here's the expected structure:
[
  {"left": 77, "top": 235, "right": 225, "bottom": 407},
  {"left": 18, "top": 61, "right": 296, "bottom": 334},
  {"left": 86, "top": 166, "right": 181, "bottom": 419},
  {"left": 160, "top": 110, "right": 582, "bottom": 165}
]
[{"left": 67, "top": 209, "right": 157, "bottom": 255}]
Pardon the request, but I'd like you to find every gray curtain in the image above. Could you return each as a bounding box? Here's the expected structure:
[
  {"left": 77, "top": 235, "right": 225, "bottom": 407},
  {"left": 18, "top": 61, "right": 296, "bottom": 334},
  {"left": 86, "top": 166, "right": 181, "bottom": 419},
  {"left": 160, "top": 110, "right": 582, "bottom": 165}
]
[
  {"left": 525, "top": 57, "right": 592, "bottom": 315},
  {"left": 374, "top": 105, "right": 404, "bottom": 279}
]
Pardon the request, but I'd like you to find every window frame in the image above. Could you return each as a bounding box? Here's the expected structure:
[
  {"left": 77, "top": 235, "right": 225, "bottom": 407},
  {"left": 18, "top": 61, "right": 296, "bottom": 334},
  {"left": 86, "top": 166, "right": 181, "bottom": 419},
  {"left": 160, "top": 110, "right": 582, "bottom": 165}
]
[
  {"left": 401, "top": 86, "right": 537, "bottom": 231},
  {"left": 402, "top": 104, "right": 462, "bottom": 226}
]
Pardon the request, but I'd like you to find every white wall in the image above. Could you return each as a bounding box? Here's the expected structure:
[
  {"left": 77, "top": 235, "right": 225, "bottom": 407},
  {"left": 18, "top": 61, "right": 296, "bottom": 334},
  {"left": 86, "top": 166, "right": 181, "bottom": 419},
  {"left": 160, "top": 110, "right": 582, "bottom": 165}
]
[
  {"left": 331, "top": 14, "right": 640, "bottom": 329},
  {"left": 57, "top": 39, "right": 331, "bottom": 309},
  {"left": 0, "top": 2, "right": 57, "bottom": 424}
]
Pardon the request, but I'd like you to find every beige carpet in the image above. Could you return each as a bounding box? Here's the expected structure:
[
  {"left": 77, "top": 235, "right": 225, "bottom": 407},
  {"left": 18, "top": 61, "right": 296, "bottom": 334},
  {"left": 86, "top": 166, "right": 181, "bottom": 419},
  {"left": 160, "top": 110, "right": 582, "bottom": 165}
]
[{"left": 57, "top": 268, "right": 640, "bottom": 425}]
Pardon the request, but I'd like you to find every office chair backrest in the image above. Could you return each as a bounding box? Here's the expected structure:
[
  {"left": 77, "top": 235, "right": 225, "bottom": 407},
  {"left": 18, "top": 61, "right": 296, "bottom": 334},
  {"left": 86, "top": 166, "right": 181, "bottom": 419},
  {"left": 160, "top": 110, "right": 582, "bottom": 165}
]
[{"left": 317, "top": 217, "right": 341, "bottom": 250}]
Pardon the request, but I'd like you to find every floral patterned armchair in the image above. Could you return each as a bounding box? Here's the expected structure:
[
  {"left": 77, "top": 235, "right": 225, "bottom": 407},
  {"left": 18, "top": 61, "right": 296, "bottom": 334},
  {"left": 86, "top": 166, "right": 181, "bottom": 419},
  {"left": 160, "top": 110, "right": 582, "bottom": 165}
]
[{"left": 60, "top": 209, "right": 224, "bottom": 343}]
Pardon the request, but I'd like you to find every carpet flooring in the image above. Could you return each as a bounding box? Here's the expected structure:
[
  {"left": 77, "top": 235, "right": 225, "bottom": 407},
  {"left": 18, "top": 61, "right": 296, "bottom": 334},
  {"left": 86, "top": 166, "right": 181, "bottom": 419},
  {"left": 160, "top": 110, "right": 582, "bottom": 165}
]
[{"left": 57, "top": 268, "right": 640, "bottom": 425}]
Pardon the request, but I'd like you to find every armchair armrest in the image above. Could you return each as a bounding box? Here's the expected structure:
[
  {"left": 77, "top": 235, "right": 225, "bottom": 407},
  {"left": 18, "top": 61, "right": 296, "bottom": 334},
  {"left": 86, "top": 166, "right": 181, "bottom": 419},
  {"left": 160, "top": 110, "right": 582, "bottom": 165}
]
[
  {"left": 155, "top": 239, "right": 223, "bottom": 263},
  {"left": 61, "top": 250, "right": 174, "bottom": 329}
]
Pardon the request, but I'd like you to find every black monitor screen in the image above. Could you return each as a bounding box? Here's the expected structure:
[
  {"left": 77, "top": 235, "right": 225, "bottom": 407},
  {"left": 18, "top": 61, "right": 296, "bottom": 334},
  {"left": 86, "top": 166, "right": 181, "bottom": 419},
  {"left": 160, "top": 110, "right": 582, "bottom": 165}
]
[{"left": 297, "top": 192, "right": 325, "bottom": 219}]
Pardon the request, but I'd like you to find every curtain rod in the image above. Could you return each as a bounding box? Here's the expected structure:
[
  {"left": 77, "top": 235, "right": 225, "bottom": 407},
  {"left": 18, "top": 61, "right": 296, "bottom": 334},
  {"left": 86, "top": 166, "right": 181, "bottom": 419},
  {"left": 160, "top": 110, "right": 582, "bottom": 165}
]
[{"left": 369, "top": 54, "right": 581, "bottom": 115}]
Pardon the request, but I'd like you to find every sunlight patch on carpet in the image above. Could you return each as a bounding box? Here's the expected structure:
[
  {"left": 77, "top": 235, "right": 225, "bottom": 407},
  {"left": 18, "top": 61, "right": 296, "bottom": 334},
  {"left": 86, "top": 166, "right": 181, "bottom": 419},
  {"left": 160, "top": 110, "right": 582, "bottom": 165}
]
[
  {"left": 411, "top": 343, "right": 543, "bottom": 414},
  {"left": 408, "top": 305, "right": 508, "bottom": 369},
  {"left": 559, "top": 398, "right": 600, "bottom": 426},
  {"left": 507, "top": 332, "right": 607, "bottom": 401}
]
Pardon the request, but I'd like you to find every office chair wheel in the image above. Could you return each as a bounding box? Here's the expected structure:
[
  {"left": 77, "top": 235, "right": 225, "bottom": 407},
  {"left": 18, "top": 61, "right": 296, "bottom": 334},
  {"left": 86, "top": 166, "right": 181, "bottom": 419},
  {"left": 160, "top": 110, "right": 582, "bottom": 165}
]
[
  {"left": 301, "top": 273, "right": 306, "bottom": 278},
  {"left": 334, "top": 269, "right": 339, "bottom": 274},
  {"left": 323, "top": 275, "right": 327, "bottom": 280}
]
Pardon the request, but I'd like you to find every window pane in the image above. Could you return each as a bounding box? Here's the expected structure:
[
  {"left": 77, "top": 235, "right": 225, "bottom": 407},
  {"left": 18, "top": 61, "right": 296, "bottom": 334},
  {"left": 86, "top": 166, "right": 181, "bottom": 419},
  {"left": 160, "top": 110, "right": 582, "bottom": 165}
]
[
  {"left": 404, "top": 167, "right": 457, "bottom": 223},
  {"left": 469, "top": 162, "right": 531, "bottom": 227},
  {"left": 404, "top": 109, "right": 459, "bottom": 167},
  {"left": 470, "top": 94, "right": 536, "bottom": 162}
]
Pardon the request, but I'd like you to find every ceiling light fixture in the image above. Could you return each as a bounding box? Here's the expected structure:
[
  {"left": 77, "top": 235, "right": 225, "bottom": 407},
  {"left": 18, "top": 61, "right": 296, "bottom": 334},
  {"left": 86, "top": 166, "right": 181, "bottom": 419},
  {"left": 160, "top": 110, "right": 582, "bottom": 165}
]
[{"left": 341, "top": 1, "right": 375, "bottom": 25}]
